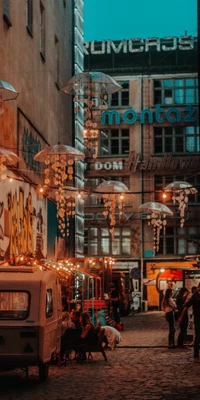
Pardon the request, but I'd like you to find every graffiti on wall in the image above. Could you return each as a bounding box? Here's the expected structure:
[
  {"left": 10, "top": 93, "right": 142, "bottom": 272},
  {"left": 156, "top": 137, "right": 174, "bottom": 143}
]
[
  {"left": 17, "top": 109, "right": 49, "bottom": 184},
  {"left": 0, "top": 180, "right": 47, "bottom": 261}
]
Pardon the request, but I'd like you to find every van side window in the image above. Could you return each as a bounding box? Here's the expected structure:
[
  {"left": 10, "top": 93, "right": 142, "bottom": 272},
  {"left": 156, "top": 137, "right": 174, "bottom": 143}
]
[{"left": 46, "top": 289, "right": 53, "bottom": 318}]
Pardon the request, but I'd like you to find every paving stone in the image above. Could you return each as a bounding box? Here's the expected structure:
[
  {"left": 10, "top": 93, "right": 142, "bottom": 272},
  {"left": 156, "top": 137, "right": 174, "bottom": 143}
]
[{"left": 0, "top": 312, "right": 199, "bottom": 399}]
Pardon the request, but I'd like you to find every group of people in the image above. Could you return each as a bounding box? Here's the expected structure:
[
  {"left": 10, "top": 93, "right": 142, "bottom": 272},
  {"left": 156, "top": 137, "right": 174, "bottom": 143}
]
[
  {"left": 59, "top": 282, "right": 123, "bottom": 363},
  {"left": 162, "top": 282, "right": 200, "bottom": 362}
]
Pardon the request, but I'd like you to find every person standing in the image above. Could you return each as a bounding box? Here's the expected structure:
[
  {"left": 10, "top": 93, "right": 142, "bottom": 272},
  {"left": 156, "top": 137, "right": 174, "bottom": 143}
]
[
  {"left": 109, "top": 282, "right": 120, "bottom": 324},
  {"left": 162, "top": 288, "right": 177, "bottom": 348},
  {"left": 176, "top": 287, "right": 189, "bottom": 348},
  {"left": 178, "top": 282, "right": 200, "bottom": 362}
]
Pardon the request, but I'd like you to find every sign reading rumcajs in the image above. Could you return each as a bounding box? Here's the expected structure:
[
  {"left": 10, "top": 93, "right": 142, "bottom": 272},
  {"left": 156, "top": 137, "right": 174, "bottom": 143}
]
[{"left": 84, "top": 36, "right": 195, "bottom": 55}]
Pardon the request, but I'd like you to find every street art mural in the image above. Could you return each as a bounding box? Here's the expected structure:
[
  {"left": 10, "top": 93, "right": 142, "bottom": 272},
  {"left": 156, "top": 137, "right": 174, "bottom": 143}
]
[{"left": 0, "top": 179, "right": 47, "bottom": 261}]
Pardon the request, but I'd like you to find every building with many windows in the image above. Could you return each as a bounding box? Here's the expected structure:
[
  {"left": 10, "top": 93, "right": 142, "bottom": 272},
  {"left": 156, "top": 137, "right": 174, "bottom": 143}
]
[
  {"left": 0, "top": 0, "right": 84, "bottom": 261},
  {"left": 84, "top": 36, "right": 199, "bottom": 310}
]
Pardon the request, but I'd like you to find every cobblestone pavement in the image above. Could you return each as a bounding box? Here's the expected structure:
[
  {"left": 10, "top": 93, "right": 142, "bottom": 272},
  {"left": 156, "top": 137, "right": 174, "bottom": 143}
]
[{"left": 0, "top": 312, "right": 200, "bottom": 400}]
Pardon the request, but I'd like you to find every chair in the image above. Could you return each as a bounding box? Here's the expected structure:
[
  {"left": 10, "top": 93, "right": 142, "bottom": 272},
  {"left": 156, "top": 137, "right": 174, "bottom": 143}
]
[{"left": 80, "top": 328, "right": 107, "bottom": 362}]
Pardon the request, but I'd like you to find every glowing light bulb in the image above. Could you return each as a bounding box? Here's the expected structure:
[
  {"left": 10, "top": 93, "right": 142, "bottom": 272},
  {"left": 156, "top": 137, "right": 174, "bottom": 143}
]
[
  {"left": 9, "top": 178, "right": 13, "bottom": 182},
  {"left": 162, "top": 193, "right": 167, "bottom": 199}
]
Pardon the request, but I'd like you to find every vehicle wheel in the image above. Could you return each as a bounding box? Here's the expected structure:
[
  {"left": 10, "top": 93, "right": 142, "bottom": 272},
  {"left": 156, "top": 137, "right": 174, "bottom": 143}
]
[{"left": 38, "top": 362, "right": 49, "bottom": 381}]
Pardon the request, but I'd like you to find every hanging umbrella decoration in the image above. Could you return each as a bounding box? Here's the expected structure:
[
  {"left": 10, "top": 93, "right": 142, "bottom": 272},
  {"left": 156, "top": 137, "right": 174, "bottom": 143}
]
[
  {"left": 60, "top": 72, "right": 122, "bottom": 153},
  {"left": 51, "top": 186, "right": 82, "bottom": 237},
  {"left": 34, "top": 144, "right": 85, "bottom": 236},
  {"left": 0, "top": 80, "right": 19, "bottom": 115},
  {"left": 0, "top": 148, "right": 22, "bottom": 180},
  {"left": 95, "top": 180, "right": 134, "bottom": 235},
  {"left": 164, "top": 181, "right": 197, "bottom": 228},
  {"left": 138, "top": 202, "right": 173, "bottom": 253}
]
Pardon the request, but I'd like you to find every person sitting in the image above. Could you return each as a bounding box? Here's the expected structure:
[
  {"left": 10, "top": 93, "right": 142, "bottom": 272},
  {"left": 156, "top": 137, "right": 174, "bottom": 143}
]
[
  {"left": 62, "top": 311, "right": 75, "bottom": 335},
  {"left": 71, "top": 310, "right": 81, "bottom": 329},
  {"left": 80, "top": 312, "right": 99, "bottom": 345}
]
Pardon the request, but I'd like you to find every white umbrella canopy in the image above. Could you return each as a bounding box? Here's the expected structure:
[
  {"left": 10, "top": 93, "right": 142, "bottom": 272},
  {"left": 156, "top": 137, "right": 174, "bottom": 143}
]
[
  {"left": 0, "top": 80, "right": 19, "bottom": 101},
  {"left": 138, "top": 202, "right": 173, "bottom": 216},
  {"left": 164, "top": 181, "right": 197, "bottom": 194},
  {"left": 95, "top": 180, "right": 131, "bottom": 194},
  {"left": 34, "top": 144, "right": 85, "bottom": 162},
  {"left": 0, "top": 148, "right": 22, "bottom": 165},
  {"left": 60, "top": 71, "right": 122, "bottom": 95}
]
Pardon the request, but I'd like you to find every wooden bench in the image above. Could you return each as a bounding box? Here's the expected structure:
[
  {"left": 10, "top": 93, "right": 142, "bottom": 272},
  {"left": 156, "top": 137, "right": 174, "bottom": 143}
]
[{"left": 80, "top": 328, "right": 107, "bottom": 362}]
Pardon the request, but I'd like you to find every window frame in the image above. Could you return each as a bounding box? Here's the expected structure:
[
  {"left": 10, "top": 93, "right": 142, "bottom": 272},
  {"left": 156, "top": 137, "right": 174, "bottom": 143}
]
[
  {"left": 46, "top": 288, "right": 53, "bottom": 318},
  {"left": 153, "top": 78, "right": 198, "bottom": 106},
  {"left": 84, "top": 226, "right": 131, "bottom": 256},
  {"left": 3, "top": 0, "right": 12, "bottom": 27},
  {"left": 40, "top": 1, "right": 46, "bottom": 61},
  {"left": 26, "top": 0, "right": 33, "bottom": 36},
  {"left": 99, "top": 129, "right": 130, "bottom": 157},
  {"left": 108, "top": 82, "right": 130, "bottom": 107},
  {"left": 154, "top": 126, "right": 200, "bottom": 155},
  {"left": 158, "top": 226, "right": 200, "bottom": 256}
]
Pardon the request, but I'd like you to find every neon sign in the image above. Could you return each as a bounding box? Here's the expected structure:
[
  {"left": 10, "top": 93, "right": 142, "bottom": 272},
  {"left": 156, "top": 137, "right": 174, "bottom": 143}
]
[{"left": 101, "top": 105, "right": 197, "bottom": 125}]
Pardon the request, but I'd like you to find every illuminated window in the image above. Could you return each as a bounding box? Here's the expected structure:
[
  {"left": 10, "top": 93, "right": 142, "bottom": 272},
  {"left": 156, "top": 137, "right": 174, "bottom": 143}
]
[
  {"left": 46, "top": 289, "right": 53, "bottom": 318},
  {"left": 99, "top": 129, "right": 129, "bottom": 156},
  {"left": 0, "top": 291, "right": 29, "bottom": 320},
  {"left": 154, "top": 126, "right": 200, "bottom": 154},
  {"left": 108, "top": 82, "right": 129, "bottom": 107},
  {"left": 154, "top": 78, "right": 198, "bottom": 105}
]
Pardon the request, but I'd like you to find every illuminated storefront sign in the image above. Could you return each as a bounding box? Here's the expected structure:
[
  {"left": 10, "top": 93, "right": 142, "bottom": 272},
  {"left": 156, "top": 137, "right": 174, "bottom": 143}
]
[
  {"left": 95, "top": 161, "right": 123, "bottom": 170},
  {"left": 84, "top": 36, "right": 195, "bottom": 55},
  {"left": 101, "top": 105, "right": 197, "bottom": 125},
  {"left": 129, "top": 152, "right": 200, "bottom": 172}
]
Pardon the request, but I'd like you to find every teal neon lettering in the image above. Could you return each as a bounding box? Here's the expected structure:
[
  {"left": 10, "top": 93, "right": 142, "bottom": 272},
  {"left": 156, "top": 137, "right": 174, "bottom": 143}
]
[
  {"left": 141, "top": 109, "right": 153, "bottom": 124},
  {"left": 123, "top": 110, "right": 138, "bottom": 124},
  {"left": 184, "top": 106, "right": 196, "bottom": 123},
  {"left": 101, "top": 111, "right": 120, "bottom": 125},
  {"left": 155, "top": 105, "right": 164, "bottom": 123},
  {"left": 166, "top": 108, "right": 181, "bottom": 123}
]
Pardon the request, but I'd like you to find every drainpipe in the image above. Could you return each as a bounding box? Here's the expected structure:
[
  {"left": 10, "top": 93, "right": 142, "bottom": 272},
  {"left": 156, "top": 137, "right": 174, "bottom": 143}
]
[{"left": 140, "top": 76, "right": 144, "bottom": 309}]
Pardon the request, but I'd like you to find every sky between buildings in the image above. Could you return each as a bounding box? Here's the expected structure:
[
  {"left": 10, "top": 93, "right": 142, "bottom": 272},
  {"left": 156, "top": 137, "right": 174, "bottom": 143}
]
[{"left": 84, "top": 0, "right": 197, "bottom": 41}]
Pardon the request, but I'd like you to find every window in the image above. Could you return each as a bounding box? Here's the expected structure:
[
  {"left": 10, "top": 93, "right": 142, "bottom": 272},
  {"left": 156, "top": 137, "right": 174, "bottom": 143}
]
[
  {"left": 55, "top": 35, "right": 60, "bottom": 87},
  {"left": 154, "top": 175, "right": 200, "bottom": 204},
  {"left": 0, "top": 291, "right": 29, "bottom": 320},
  {"left": 108, "top": 82, "right": 129, "bottom": 107},
  {"left": 3, "top": 0, "right": 12, "bottom": 27},
  {"left": 158, "top": 226, "right": 200, "bottom": 256},
  {"left": 154, "top": 78, "right": 198, "bottom": 105},
  {"left": 154, "top": 126, "right": 200, "bottom": 154},
  {"left": 40, "top": 1, "right": 45, "bottom": 60},
  {"left": 99, "top": 129, "right": 129, "bottom": 156},
  {"left": 26, "top": 0, "right": 33, "bottom": 35},
  {"left": 46, "top": 289, "right": 53, "bottom": 318},
  {"left": 84, "top": 227, "right": 131, "bottom": 256}
]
